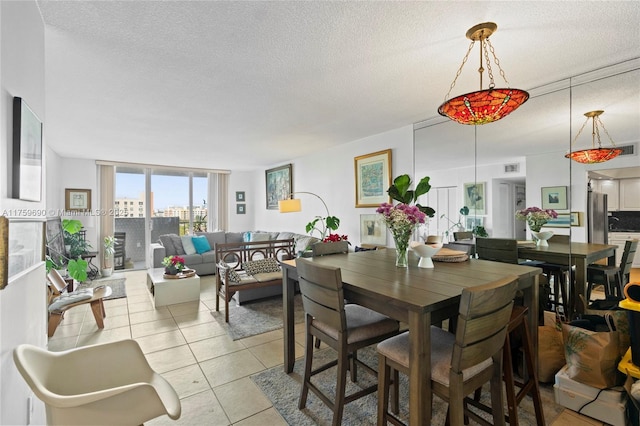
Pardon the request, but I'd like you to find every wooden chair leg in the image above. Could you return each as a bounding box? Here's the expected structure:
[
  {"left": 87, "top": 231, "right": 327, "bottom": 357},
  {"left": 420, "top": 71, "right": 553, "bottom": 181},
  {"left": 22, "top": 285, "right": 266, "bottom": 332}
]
[
  {"left": 48, "top": 313, "right": 63, "bottom": 338},
  {"left": 502, "top": 332, "right": 518, "bottom": 426},
  {"left": 298, "top": 327, "right": 314, "bottom": 409},
  {"left": 90, "top": 299, "right": 106, "bottom": 329},
  {"left": 333, "top": 345, "right": 349, "bottom": 426},
  {"left": 377, "top": 355, "right": 390, "bottom": 426}
]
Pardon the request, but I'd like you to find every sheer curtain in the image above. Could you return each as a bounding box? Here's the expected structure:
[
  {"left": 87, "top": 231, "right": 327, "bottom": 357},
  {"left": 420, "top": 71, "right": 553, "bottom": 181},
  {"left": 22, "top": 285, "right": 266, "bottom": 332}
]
[
  {"left": 214, "top": 173, "right": 229, "bottom": 231},
  {"left": 98, "top": 164, "right": 115, "bottom": 269}
]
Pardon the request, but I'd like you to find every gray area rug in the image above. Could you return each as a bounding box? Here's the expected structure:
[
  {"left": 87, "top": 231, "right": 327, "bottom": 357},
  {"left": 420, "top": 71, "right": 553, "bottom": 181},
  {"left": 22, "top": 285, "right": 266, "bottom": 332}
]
[
  {"left": 82, "top": 277, "right": 127, "bottom": 300},
  {"left": 251, "top": 346, "right": 564, "bottom": 426},
  {"left": 211, "top": 294, "right": 305, "bottom": 340}
]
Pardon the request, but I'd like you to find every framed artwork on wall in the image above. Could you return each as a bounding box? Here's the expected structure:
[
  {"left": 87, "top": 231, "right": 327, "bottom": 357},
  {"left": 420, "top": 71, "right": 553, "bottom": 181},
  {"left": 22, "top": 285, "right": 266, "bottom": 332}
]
[
  {"left": 465, "top": 216, "right": 484, "bottom": 231},
  {"left": 359, "top": 214, "right": 387, "bottom": 246},
  {"left": 265, "top": 164, "right": 292, "bottom": 210},
  {"left": 65, "top": 188, "right": 91, "bottom": 212},
  {"left": 236, "top": 204, "right": 246, "bottom": 214},
  {"left": 541, "top": 186, "right": 568, "bottom": 210},
  {"left": 544, "top": 213, "right": 571, "bottom": 228},
  {"left": 463, "top": 182, "right": 486, "bottom": 215},
  {"left": 354, "top": 149, "right": 392, "bottom": 208},
  {"left": 236, "top": 191, "right": 245, "bottom": 202},
  {"left": 12, "top": 97, "right": 43, "bottom": 202}
]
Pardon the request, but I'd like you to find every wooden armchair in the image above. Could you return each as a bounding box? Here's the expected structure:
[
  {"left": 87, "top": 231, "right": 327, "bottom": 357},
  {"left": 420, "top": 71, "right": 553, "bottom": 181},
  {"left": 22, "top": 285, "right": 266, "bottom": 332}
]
[{"left": 47, "top": 269, "right": 112, "bottom": 338}]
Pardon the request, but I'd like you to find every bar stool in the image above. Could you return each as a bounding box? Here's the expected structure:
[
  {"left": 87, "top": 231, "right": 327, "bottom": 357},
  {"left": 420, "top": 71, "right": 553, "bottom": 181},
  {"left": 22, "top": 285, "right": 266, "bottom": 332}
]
[{"left": 468, "top": 305, "right": 545, "bottom": 426}]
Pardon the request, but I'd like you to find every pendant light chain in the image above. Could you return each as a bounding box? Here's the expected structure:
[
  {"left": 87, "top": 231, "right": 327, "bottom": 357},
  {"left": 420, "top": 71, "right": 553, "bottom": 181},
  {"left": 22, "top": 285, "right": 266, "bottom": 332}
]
[
  {"left": 443, "top": 40, "right": 476, "bottom": 102},
  {"left": 485, "top": 38, "right": 510, "bottom": 87}
]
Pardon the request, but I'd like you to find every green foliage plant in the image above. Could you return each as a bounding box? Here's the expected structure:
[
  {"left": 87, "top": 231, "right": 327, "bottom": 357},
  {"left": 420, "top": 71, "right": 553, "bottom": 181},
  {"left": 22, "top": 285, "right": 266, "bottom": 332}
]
[
  {"left": 46, "top": 219, "right": 89, "bottom": 282},
  {"left": 386, "top": 174, "right": 435, "bottom": 218}
]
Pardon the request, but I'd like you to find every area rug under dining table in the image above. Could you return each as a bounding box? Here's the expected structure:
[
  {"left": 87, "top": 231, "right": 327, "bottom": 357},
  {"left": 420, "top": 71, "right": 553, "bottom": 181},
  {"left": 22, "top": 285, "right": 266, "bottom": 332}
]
[
  {"left": 251, "top": 345, "right": 564, "bottom": 425},
  {"left": 211, "top": 294, "right": 305, "bottom": 340}
]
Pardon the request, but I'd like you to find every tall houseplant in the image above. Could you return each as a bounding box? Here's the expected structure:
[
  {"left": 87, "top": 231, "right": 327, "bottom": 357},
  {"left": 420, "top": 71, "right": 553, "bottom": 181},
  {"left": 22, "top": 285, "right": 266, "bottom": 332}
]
[{"left": 46, "top": 219, "right": 89, "bottom": 283}]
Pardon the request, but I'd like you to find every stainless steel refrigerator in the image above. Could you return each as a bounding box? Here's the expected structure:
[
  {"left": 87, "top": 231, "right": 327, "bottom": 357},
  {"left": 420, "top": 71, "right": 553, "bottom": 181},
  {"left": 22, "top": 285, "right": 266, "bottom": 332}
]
[{"left": 587, "top": 189, "right": 608, "bottom": 244}]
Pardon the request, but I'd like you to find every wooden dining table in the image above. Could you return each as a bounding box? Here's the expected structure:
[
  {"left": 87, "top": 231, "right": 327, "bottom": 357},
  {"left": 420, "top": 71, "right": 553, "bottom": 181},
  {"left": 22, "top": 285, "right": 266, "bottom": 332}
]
[
  {"left": 518, "top": 241, "right": 617, "bottom": 317},
  {"left": 280, "top": 249, "right": 541, "bottom": 426}
]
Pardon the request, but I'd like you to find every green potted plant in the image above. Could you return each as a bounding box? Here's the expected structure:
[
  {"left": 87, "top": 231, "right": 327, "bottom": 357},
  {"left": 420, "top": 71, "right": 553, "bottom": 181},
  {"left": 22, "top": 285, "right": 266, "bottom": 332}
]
[
  {"left": 441, "top": 206, "right": 470, "bottom": 241},
  {"left": 102, "top": 236, "right": 115, "bottom": 277},
  {"left": 46, "top": 219, "right": 89, "bottom": 283}
]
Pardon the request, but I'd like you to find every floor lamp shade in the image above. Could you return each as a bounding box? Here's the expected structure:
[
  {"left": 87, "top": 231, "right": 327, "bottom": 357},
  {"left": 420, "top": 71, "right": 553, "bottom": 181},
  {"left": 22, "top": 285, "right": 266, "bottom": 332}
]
[{"left": 279, "top": 198, "right": 302, "bottom": 213}]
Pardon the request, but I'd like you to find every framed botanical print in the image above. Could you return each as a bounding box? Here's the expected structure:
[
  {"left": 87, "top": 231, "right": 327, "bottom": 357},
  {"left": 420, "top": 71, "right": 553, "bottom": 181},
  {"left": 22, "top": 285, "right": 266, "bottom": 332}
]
[
  {"left": 236, "top": 191, "right": 245, "bottom": 202},
  {"left": 463, "top": 182, "right": 486, "bottom": 215},
  {"left": 65, "top": 188, "right": 91, "bottom": 212},
  {"left": 354, "top": 149, "right": 392, "bottom": 207},
  {"left": 236, "top": 204, "right": 246, "bottom": 214},
  {"left": 265, "top": 164, "right": 292, "bottom": 210}
]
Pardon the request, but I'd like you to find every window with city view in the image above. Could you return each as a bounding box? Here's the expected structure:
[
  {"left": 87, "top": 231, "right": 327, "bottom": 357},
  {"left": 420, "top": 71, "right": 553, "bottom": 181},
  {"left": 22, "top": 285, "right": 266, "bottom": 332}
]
[{"left": 115, "top": 166, "right": 210, "bottom": 270}]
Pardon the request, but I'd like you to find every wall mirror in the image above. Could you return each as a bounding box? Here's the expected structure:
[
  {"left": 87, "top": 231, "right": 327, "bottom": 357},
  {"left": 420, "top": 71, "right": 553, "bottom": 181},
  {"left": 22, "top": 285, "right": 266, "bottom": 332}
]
[{"left": 414, "top": 59, "right": 639, "bottom": 245}]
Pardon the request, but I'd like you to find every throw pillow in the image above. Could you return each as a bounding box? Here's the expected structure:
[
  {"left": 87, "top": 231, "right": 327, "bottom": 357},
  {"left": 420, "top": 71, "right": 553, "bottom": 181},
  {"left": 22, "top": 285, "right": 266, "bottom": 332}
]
[
  {"left": 181, "top": 235, "right": 197, "bottom": 255},
  {"left": 294, "top": 235, "right": 319, "bottom": 254},
  {"left": 169, "top": 234, "right": 186, "bottom": 255},
  {"left": 243, "top": 258, "right": 281, "bottom": 275},
  {"left": 192, "top": 235, "right": 212, "bottom": 254},
  {"left": 218, "top": 261, "right": 241, "bottom": 283},
  {"left": 197, "top": 231, "right": 226, "bottom": 250},
  {"left": 226, "top": 232, "right": 244, "bottom": 244},
  {"left": 158, "top": 234, "right": 178, "bottom": 256},
  {"left": 243, "top": 232, "right": 252, "bottom": 242},
  {"left": 250, "top": 232, "right": 271, "bottom": 242}
]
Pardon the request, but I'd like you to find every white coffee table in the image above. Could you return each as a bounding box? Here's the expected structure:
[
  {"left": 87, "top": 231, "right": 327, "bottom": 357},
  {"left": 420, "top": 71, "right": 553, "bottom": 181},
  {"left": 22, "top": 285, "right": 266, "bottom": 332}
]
[{"left": 146, "top": 268, "right": 200, "bottom": 307}]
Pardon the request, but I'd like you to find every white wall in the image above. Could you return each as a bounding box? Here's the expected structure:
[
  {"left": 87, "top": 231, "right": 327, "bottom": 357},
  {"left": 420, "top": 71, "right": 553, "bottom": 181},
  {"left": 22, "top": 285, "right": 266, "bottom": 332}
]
[
  {"left": 228, "top": 170, "right": 256, "bottom": 231},
  {"left": 0, "top": 2, "right": 47, "bottom": 424},
  {"left": 252, "top": 126, "right": 414, "bottom": 246}
]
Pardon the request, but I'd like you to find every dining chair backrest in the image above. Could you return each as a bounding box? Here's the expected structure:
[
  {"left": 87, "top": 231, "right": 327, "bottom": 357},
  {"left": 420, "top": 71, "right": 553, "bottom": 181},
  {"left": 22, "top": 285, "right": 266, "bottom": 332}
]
[
  {"left": 620, "top": 239, "right": 639, "bottom": 282},
  {"left": 452, "top": 275, "right": 518, "bottom": 373},
  {"left": 549, "top": 234, "right": 570, "bottom": 244},
  {"left": 475, "top": 237, "right": 519, "bottom": 264},
  {"left": 296, "top": 258, "right": 346, "bottom": 333},
  {"left": 453, "top": 231, "right": 474, "bottom": 241}
]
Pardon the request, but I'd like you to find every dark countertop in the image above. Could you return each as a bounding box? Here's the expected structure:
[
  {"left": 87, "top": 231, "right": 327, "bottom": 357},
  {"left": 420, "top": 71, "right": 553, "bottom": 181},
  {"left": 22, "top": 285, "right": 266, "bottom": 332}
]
[{"left": 610, "top": 229, "right": 640, "bottom": 233}]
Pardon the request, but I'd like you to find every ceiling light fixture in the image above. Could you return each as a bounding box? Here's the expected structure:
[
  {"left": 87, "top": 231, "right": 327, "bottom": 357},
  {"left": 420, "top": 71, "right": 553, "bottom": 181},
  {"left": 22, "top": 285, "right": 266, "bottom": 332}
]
[
  {"left": 438, "top": 22, "right": 529, "bottom": 125},
  {"left": 565, "top": 110, "right": 622, "bottom": 164}
]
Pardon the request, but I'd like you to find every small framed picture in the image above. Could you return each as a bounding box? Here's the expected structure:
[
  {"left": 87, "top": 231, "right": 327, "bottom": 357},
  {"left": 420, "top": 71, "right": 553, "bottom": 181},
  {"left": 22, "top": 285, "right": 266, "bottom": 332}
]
[
  {"left": 65, "top": 188, "right": 91, "bottom": 212},
  {"left": 570, "top": 212, "right": 581, "bottom": 226},
  {"left": 543, "top": 213, "right": 571, "bottom": 228},
  {"left": 354, "top": 149, "right": 392, "bottom": 208},
  {"left": 541, "top": 186, "right": 568, "bottom": 210},
  {"left": 463, "top": 182, "right": 486, "bottom": 215},
  {"left": 465, "top": 216, "right": 484, "bottom": 231},
  {"left": 236, "top": 191, "right": 245, "bottom": 202},
  {"left": 236, "top": 204, "right": 246, "bottom": 214},
  {"left": 360, "top": 214, "right": 387, "bottom": 246}
]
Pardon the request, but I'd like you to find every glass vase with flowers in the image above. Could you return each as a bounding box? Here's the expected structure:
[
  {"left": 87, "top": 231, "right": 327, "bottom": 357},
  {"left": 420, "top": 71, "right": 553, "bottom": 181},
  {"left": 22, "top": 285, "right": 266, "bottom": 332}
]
[
  {"left": 377, "top": 175, "right": 435, "bottom": 267},
  {"left": 162, "top": 255, "right": 186, "bottom": 275},
  {"left": 515, "top": 206, "right": 558, "bottom": 246}
]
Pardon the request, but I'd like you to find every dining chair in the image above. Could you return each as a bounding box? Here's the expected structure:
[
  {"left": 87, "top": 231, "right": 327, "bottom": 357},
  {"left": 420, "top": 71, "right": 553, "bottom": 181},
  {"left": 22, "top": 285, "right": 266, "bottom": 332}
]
[
  {"left": 476, "top": 237, "right": 542, "bottom": 267},
  {"left": 296, "top": 258, "right": 400, "bottom": 426},
  {"left": 586, "top": 239, "right": 638, "bottom": 301},
  {"left": 538, "top": 235, "right": 572, "bottom": 315},
  {"left": 13, "top": 339, "right": 181, "bottom": 425},
  {"left": 453, "top": 231, "right": 474, "bottom": 241},
  {"left": 377, "top": 275, "right": 518, "bottom": 426}
]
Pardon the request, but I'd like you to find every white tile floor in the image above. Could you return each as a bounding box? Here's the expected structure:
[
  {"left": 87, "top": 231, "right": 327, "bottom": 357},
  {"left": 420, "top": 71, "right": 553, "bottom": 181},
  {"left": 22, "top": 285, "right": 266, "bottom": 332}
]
[{"left": 47, "top": 270, "right": 604, "bottom": 425}]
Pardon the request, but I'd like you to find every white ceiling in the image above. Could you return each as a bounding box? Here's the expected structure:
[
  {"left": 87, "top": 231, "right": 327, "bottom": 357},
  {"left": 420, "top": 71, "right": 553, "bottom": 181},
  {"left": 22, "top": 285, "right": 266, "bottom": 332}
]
[{"left": 37, "top": 1, "right": 640, "bottom": 171}]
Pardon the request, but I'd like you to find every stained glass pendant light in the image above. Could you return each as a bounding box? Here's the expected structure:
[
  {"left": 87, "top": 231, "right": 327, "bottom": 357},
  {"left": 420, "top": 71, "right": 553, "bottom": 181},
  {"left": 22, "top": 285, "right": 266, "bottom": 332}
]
[
  {"left": 438, "top": 22, "right": 529, "bottom": 125},
  {"left": 565, "top": 110, "right": 622, "bottom": 164}
]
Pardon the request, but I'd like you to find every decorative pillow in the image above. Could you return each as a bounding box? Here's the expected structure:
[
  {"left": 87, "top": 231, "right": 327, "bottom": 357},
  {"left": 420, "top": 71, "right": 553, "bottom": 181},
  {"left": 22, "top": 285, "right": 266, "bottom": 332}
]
[
  {"left": 192, "top": 235, "right": 212, "bottom": 254},
  {"left": 197, "top": 231, "right": 226, "bottom": 250},
  {"left": 226, "top": 232, "right": 244, "bottom": 244},
  {"left": 243, "top": 232, "right": 252, "bottom": 242},
  {"left": 294, "top": 235, "right": 319, "bottom": 254},
  {"left": 48, "top": 289, "right": 93, "bottom": 312},
  {"left": 158, "top": 234, "right": 178, "bottom": 256},
  {"left": 243, "top": 258, "right": 281, "bottom": 275},
  {"left": 277, "top": 232, "right": 295, "bottom": 240},
  {"left": 219, "top": 261, "right": 241, "bottom": 282},
  {"left": 169, "top": 234, "right": 186, "bottom": 255},
  {"left": 250, "top": 232, "right": 271, "bottom": 242},
  {"left": 181, "top": 235, "right": 197, "bottom": 255}
]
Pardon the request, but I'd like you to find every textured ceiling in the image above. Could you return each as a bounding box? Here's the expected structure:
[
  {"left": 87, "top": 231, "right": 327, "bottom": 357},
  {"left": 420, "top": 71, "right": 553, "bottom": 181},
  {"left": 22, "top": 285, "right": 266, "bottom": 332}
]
[{"left": 37, "top": 1, "right": 640, "bottom": 171}]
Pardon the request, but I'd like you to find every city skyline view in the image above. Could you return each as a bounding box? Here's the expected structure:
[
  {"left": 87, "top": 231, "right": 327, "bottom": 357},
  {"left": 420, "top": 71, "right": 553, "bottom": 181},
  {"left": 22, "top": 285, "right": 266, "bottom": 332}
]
[{"left": 116, "top": 171, "right": 208, "bottom": 211}]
